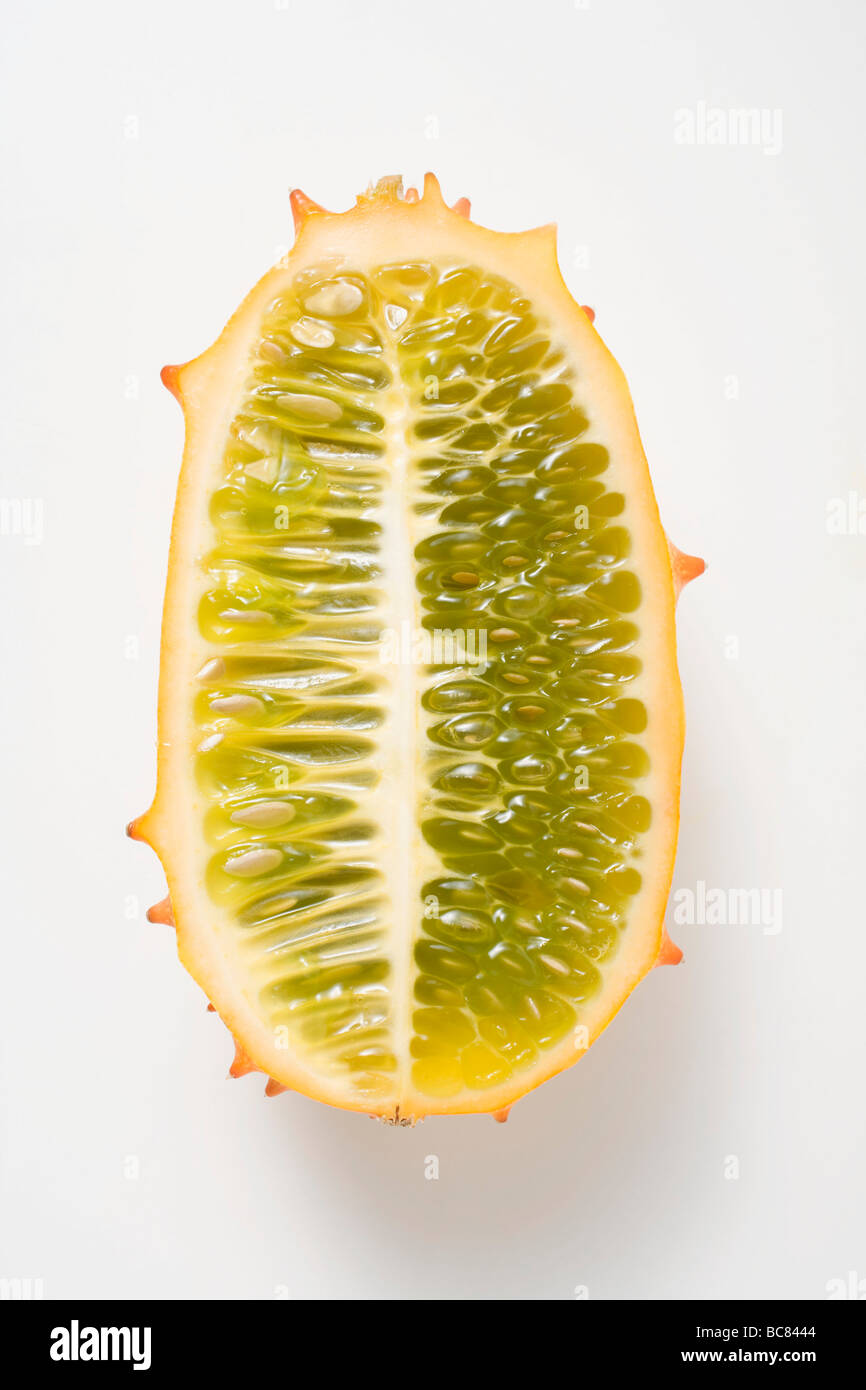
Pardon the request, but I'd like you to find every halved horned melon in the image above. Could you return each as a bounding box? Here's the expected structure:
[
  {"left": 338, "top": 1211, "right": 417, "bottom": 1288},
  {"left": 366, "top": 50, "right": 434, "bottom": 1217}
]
[{"left": 130, "top": 174, "right": 703, "bottom": 1122}]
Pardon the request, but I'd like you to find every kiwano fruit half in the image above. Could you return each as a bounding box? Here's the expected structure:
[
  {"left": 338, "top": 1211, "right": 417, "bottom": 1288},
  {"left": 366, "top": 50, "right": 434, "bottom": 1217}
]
[{"left": 130, "top": 175, "right": 703, "bottom": 1122}]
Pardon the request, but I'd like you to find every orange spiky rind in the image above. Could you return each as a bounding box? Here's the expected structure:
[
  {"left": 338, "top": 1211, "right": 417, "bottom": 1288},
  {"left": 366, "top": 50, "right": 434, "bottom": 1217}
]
[
  {"left": 229, "top": 1041, "right": 258, "bottom": 1078},
  {"left": 146, "top": 895, "right": 175, "bottom": 927},
  {"left": 422, "top": 171, "right": 444, "bottom": 204},
  {"left": 135, "top": 174, "right": 698, "bottom": 1121},
  {"left": 289, "top": 188, "right": 326, "bottom": 230},
  {"left": 285, "top": 176, "right": 558, "bottom": 274},
  {"left": 287, "top": 177, "right": 473, "bottom": 242},
  {"left": 160, "top": 364, "right": 184, "bottom": 402},
  {"left": 655, "top": 927, "right": 684, "bottom": 968},
  {"left": 306, "top": 174, "right": 468, "bottom": 214},
  {"left": 668, "top": 540, "right": 706, "bottom": 599},
  {"left": 653, "top": 540, "right": 703, "bottom": 969},
  {"left": 493, "top": 1107, "right": 511, "bottom": 1124}
]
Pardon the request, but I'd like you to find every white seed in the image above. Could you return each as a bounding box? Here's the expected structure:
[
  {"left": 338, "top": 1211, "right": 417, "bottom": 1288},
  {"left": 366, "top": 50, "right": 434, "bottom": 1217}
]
[
  {"left": 221, "top": 608, "right": 274, "bottom": 625},
  {"left": 195, "top": 657, "right": 225, "bottom": 681},
  {"left": 511, "top": 917, "right": 536, "bottom": 935},
  {"left": 562, "top": 877, "right": 591, "bottom": 895},
  {"left": 556, "top": 846, "right": 583, "bottom": 860},
  {"left": 210, "top": 694, "right": 264, "bottom": 716},
  {"left": 231, "top": 801, "right": 296, "bottom": 828},
  {"left": 245, "top": 456, "right": 279, "bottom": 484},
  {"left": 303, "top": 280, "right": 363, "bottom": 317},
  {"left": 278, "top": 393, "right": 342, "bottom": 422},
  {"left": 198, "top": 733, "right": 223, "bottom": 753},
  {"left": 260, "top": 339, "right": 288, "bottom": 364},
  {"left": 291, "top": 317, "right": 335, "bottom": 349},
  {"left": 385, "top": 303, "right": 408, "bottom": 329},
  {"left": 539, "top": 953, "right": 569, "bottom": 976},
  {"left": 225, "top": 848, "right": 283, "bottom": 878}
]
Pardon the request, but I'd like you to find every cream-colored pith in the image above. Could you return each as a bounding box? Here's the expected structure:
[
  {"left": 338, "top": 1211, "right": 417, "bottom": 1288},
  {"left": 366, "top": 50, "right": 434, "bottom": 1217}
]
[{"left": 372, "top": 326, "right": 431, "bottom": 1098}]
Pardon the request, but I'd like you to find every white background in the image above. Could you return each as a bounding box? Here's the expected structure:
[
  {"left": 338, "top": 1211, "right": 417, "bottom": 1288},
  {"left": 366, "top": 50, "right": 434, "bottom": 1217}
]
[{"left": 1, "top": 0, "right": 864, "bottom": 1301}]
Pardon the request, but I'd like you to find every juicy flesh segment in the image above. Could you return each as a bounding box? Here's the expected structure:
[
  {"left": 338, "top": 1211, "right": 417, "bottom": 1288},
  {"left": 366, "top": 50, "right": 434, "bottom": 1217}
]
[{"left": 193, "top": 259, "right": 651, "bottom": 1111}]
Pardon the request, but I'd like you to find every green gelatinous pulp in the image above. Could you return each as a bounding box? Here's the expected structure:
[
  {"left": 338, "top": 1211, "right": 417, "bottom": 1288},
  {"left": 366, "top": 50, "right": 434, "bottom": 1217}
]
[{"left": 194, "top": 260, "right": 649, "bottom": 1103}]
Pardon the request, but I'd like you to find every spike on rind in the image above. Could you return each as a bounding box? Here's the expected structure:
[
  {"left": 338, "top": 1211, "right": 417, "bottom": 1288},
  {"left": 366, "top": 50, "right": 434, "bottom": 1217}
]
[
  {"left": 229, "top": 1041, "right": 258, "bottom": 1078},
  {"left": 206, "top": 1002, "right": 216, "bottom": 1012},
  {"left": 581, "top": 305, "right": 595, "bottom": 323},
  {"left": 422, "top": 171, "right": 445, "bottom": 205},
  {"left": 493, "top": 1107, "right": 511, "bottom": 1124},
  {"left": 160, "top": 364, "right": 183, "bottom": 402},
  {"left": 405, "top": 186, "right": 420, "bottom": 203},
  {"left": 146, "top": 895, "right": 175, "bottom": 927},
  {"left": 452, "top": 197, "right": 471, "bottom": 218},
  {"left": 655, "top": 928, "right": 683, "bottom": 967},
  {"left": 265, "top": 1078, "right": 289, "bottom": 1097},
  {"left": 668, "top": 540, "right": 706, "bottom": 599},
  {"left": 290, "top": 188, "right": 325, "bottom": 230},
  {"left": 126, "top": 816, "right": 147, "bottom": 842}
]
